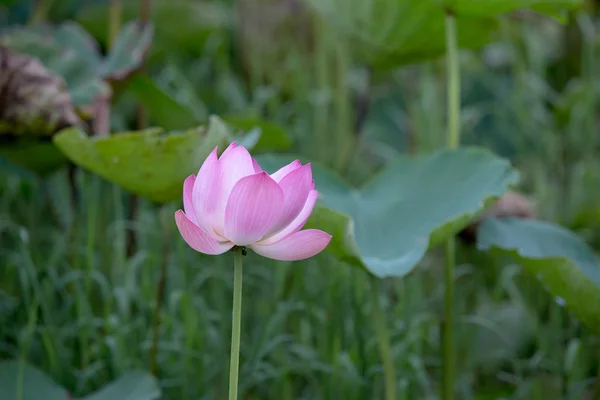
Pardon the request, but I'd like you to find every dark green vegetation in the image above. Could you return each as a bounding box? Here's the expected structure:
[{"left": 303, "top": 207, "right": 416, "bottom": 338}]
[{"left": 1, "top": 0, "right": 600, "bottom": 399}]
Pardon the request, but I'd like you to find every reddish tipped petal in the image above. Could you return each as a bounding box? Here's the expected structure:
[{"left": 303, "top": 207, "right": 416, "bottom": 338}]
[
  {"left": 175, "top": 210, "right": 234, "bottom": 255},
  {"left": 219, "top": 146, "right": 256, "bottom": 189},
  {"left": 259, "top": 190, "right": 318, "bottom": 245},
  {"left": 224, "top": 172, "right": 284, "bottom": 246},
  {"left": 270, "top": 160, "right": 302, "bottom": 182},
  {"left": 250, "top": 229, "right": 332, "bottom": 261},
  {"left": 220, "top": 141, "right": 237, "bottom": 159},
  {"left": 267, "top": 163, "right": 312, "bottom": 235},
  {"left": 192, "top": 147, "right": 221, "bottom": 235},
  {"left": 183, "top": 175, "right": 197, "bottom": 224}
]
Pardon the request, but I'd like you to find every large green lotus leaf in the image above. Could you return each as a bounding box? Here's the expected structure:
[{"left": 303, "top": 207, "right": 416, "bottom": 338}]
[
  {"left": 81, "top": 372, "right": 161, "bottom": 400},
  {"left": 304, "top": 0, "right": 497, "bottom": 70},
  {"left": 305, "top": 0, "right": 581, "bottom": 70},
  {"left": 477, "top": 218, "right": 600, "bottom": 333},
  {"left": 53, "top": 119, "right": 229, "bottom": 203},
  {"left": 76, "top": 0, "right": 231, "bottom": 59},
  {"left": 257, "top": 147, "right": 518, "bottom": 277},
  {"left": 0, "top": 360, "right": 68, "bottom": 400},
  {"left": 0, "top": 139, "right": 67, "bottom": 175}
]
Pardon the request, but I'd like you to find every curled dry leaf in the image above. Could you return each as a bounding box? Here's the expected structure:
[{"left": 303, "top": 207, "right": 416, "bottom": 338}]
[
  {"left": 459, "top": 191, "right": 537, "bottom": 243},
  {"left": 0, "top": 45, "right": 82, "bottom": 137}
]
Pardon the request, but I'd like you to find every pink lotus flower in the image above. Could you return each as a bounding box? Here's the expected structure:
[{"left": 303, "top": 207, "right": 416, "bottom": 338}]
[{"left": 175, "top": 142, "right": 332, "bottom": 260}]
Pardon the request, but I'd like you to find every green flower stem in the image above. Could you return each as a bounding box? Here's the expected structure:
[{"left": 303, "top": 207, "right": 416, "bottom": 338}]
[
  {"left": 228, "top": 247, "right": 244, "bottom": 400},
  {"left": 371, "top": 277, "right": 397, "bottom": 400},
  {"left": 443, "top": 10, "right": 460, "bottom": 400}
]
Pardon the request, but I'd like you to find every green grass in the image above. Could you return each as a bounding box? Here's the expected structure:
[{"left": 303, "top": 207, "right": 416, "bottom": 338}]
[{"left": 1, "top": 167, "right": 598, "bottom": 399}]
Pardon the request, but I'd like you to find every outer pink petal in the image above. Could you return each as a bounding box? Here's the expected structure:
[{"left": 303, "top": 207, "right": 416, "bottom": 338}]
[
  {"left": 220, "top": 141, "right": 237, "bottom": 159},
  {"left": 252, "top": 158, "right": 262, "bottom": 173},
  {"left": 250, "top": 229, "right": 332, "bottom": 261},
  {"left": 259, "top": 189, "right": 318, "bottom": 245},
  {"left": 183, "top": 175, "right": 197, "bottom": 224},
  {"left": 224, "top": 172, "right": 284, "bottom": 246},
  {"left": 175, "top": 210, "right": 234, "bottom": 255},
  {"left": 192, "top": 147, "right": 221, "bottom": 236},
  {"left": 267, "top": 163, "right": 312, "bottom": 235},
  {"left": 270, "top": 160, "right": 302, "bottom": 183}
]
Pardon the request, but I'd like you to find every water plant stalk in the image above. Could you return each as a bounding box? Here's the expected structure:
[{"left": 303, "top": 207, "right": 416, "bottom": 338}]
[
  {"left": 371, "top": 276, "right": 397, "bottom": 400},
  {"left": 442, "top": 10, "right": 460, "bottom": 400},
  {"left": 314, "top": 14, "right": 331, "bottom": 163},
  {"left": 228, "top": 247, "right": 244, "bottom": 400},
  {"left": 334, "top": 36, "right": 353, "bottom": 174},
  {"left": 108, "top": 0, "right": 122, "bottom": 47}
]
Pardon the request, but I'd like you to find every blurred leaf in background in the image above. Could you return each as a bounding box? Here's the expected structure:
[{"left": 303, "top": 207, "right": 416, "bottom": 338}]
[
  {"left": 478, "top": 218, "right": 600, "bottom": 333},
  {"left": 75, "top": 0, "right": 231, "bottom": 63},
  {"left": 53, "top": 118, "right": 230, "bottom": 203},
  {"left": 259, "top": 147, "right": 519, "bottom": 277},
  {"left": 0, "top": 360, "right": 161, "bottom": 400}
]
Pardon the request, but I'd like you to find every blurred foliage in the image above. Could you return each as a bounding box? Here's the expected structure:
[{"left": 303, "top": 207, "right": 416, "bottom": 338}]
[
  {"left": 1, "top": 0, "right": 600, "bottom": 399},
  {"left": 478, "top": 218, "right": 600, "bottom": 333},
  {"left": 258, "top": 148, "right": 518, "bottom": 277},
  {"left": 75, "top": 0, "right": 231, "bottom": 62},
  {"left": 0, "top": 361, "right": 160, "bottom": 400},
  {"left": 304, "top": 0, "right": 583, "bottom": 70},
  {"left": 53, "top": 117, "right": 231, "bottom": 203}
]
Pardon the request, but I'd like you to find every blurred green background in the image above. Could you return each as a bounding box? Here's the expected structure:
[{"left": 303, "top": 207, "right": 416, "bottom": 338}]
[{"left": 1, "top": 0, "right": 600, "bottom": 399}]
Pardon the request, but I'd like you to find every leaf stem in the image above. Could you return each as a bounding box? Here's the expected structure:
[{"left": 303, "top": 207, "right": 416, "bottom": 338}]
[
  {"left": 443, "top": 10, "right": 460, "bottom": 400},
  {"left": 334, "top": 35, "right": 353, "bottom": 174},
  {"left": 371, "top": 277, "right": 397, "bottom": 400},
  {"left": 29, "top": 0, "right": 54, "bottom": 24},
  {"left": 140, "top": 0, "right": 151, "bottom": 24},
  {"left": 108, "top": 0, "right": 122, "bottom": 48},
  {"left": 445, "top": 12, "right": 460, "bottom": 150},
  {"left": 314, "top": 14, "right": 330, "bottom": 163},
  {"left": 229, "top": 247, "right": 244, "bottom": 400}
]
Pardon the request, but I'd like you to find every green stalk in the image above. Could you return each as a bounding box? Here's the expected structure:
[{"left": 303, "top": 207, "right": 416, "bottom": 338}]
[
  {"left": 442, "top": 11, "right": 460, "bottom": 400},
  {"left": 228, "top": 247, "right": 244, "bottom": 400},
  {"left": 108, "top": 0, "right": 122, "bottom": 48},
  {"left": 371, "top": 277, "right": 397, "bottom": 400},
  {"left": 29, "top": 0, "right": 54, "bottom": 24},
  {"left": 445, "top": 12, "right": 460, "bottom": 150},
  {"left": 314, "top": 14, "right": 330, "bottom": 163},
  {"left": 334, "top": 36, "right": 353, "bottom": 174}
]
